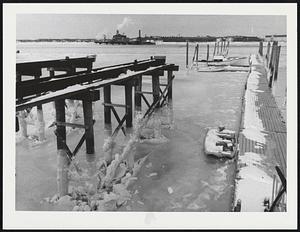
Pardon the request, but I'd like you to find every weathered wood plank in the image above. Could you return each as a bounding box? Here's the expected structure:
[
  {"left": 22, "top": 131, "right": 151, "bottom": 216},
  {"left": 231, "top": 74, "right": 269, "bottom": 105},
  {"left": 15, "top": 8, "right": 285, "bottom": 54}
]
[
  {"left": 17, "top": 56, "right": 96, "bottom": 74},
  {"left": 16, "top": 64, "right": 178, "bottom": 111}
]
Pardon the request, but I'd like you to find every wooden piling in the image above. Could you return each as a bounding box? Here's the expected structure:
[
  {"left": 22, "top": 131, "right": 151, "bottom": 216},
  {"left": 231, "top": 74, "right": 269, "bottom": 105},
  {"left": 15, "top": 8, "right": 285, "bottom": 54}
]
[
  {"left": 213, "top": 42, "right": 216, "bottom": 57},
  {"left": 268, "top": 45, "right": 275, "bottom": 88},
  {"left": 266, "top": 42, "right": 271, "bottom": 63},
  {"left": 186, "top": 41, "right": 189, "bottom": 68},
  {"left": 36, "top": 107, "right": 45, "bottom": 141},
  {"left": 268, "top": 42, "right": 278, "bottom": 88},
  {"left": 206, "top": 44, "right": 210, "bottom": 61},
  {"left": 82, "top": 93, "right": 95, "bottom": 156},
  {"left": 192, "top": 45, "right": 196, "bottom": 63},
  {"left": 103, "top": 85, "right": 112, "bottom": 124},
  {"left": 269, "top": 41, "right": 278, "bottom": 69},
  {"left": 224, "top": 40, "right": 227, "bottom": 54},
  {"left": 152, "top": 73, "right": 160, "bottom": 108},
  {"left": 220, "top": 40, "right": 224, "bottom": 54},
  {"left": 259, "top": 41, "right": 263, "bottom": 56},
  {"left": 273, "top": 45, "right": 281, "bottom": 82},
  {"left": 57, "top": 149, "right": 70, "bottom": 197},
  {"left": 134, "top": 76, "right": 142, "bottom": 112},
  {"left": 167, "top": 70, "right": 174, "bottom": 126},
  {"left": 125, "top": 82, "right": 133, "bottom": 127},
  {"left": 167, "top": 70, "right": 173, "bottom": 102},
  {"left": 268, "top": 45, "right": 273, "bottom": 70},
  {"left": 225, "top": 40, "right": 230, "bottom": 56},
  {"left": 55, "top": 99, "right": 69, "bottom": 196},
  {"left": 55, "top": 99, "right": 66, "bottom": 150},
  {"left": 196, "top": 44, "right": 199, "bottom": 63}
]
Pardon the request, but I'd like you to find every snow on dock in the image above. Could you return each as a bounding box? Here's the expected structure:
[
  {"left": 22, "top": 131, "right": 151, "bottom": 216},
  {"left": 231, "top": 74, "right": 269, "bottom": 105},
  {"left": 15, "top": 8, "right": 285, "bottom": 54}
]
[{"left": 234, "top": 54, "right": 286, "bottom": 212}]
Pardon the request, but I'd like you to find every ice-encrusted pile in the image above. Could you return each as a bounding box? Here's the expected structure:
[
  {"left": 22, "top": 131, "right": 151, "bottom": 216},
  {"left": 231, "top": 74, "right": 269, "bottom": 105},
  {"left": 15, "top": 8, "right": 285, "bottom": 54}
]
[{"left": 41, "top": 105, "right": 173, "bottom": 211}]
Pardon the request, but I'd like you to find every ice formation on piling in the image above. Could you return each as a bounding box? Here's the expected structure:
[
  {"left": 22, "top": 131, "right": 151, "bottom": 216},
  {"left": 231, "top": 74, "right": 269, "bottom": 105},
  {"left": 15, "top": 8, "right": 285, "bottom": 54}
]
[{"left": 42, "top": 101, "right": 173, "bottom": 211}]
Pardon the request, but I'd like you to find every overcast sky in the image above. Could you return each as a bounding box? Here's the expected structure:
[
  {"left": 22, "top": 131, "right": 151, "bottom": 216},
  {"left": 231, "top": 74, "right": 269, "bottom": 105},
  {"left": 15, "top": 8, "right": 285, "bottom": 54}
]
[{"left": 16, "top": 14, "right": 286, "bottom": 39}]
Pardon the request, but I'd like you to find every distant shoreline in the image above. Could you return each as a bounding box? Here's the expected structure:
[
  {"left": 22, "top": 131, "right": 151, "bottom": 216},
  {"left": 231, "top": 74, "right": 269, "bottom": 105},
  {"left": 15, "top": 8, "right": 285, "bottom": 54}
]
[
  {"left": 16, "top": 35, "right": 267, "bottom": 43},
  {"left": 16, "top": 41, "right": 287, "bottom": 46}
]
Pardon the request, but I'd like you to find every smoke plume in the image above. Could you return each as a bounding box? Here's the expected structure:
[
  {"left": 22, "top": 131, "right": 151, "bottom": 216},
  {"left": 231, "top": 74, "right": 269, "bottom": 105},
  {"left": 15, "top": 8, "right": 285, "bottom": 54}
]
[{"left": 117, "top": 17, "right": 134, "bottom": 31}]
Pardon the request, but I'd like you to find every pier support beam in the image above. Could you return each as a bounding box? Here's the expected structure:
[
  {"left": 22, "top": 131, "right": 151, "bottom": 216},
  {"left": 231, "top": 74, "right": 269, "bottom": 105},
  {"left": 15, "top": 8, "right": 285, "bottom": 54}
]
[
  {"left": 167, "top": 70, "right": 174, "bottom": 125},
  {"left": 213, "top": 42, "right": 216, "bottom": 57},
  {"left": 125, "top": 82, "right": 133, "bottom": 127},
  {"left": 134, "top": 76, "right": 142, "bottom": 113},
  {"left": 273, "top": 45, "right": 281, "bottom": 82},
  {"left": 152, "top": 73, "right": 160, "bottom": 109},
  {"left": 36, "top": 107, "right": 45, "bottom": 141},
  {"left": 266, "top": 42, "right": 271, "bottom": 63},
  {"left": 220, "top": 40, "right": 224, "bottom": 55},
  {"left": 55, "top": 99, "right": 69, "bottom": 197},
  {"left": 103, "top": 86, "right": 112, "bottom": 124},
  {"left": 167, "top": 71, "right": 173, "bottom": 103},
  {"left": 82, "top": 93, "right": 96, "bottom": 175},
  {"left": 103, "top": 85, "right": 113, "bottom": 163},
  {"left": 259, "top": 41, "right": 263, "bottom": 56},
  {"left": 268, "top": 41, "right": 279, "bottom": 88},
  {"left": 206, "top": 44, "right": 210, "bottom": 61},
  {"left": 186, "top": 41, "right": 189, "bottom": 68},
  {"left": 82, "top": 93, "right": 95, "bottom": 156}
]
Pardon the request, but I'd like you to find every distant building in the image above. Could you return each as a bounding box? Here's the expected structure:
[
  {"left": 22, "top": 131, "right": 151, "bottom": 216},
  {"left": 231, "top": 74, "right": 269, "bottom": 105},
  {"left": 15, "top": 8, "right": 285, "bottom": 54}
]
[{"left": 265, "top": 34, "right": 287, "bottom": 42}]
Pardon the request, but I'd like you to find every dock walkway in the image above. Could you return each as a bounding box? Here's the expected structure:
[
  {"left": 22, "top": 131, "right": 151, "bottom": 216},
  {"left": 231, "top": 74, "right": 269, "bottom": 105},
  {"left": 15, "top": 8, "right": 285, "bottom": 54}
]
[{"left": 234, "top": 54, "right": 286, "bottom": 212}]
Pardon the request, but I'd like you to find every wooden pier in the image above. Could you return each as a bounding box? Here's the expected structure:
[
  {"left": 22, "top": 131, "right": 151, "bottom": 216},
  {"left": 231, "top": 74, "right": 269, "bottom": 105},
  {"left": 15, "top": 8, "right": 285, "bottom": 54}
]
[
  {"left": 16, "top": 56, "right": 178, "bottom": 196},
  {"left": 234, "top": 41, "right": 286, "bottom": 212}
]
